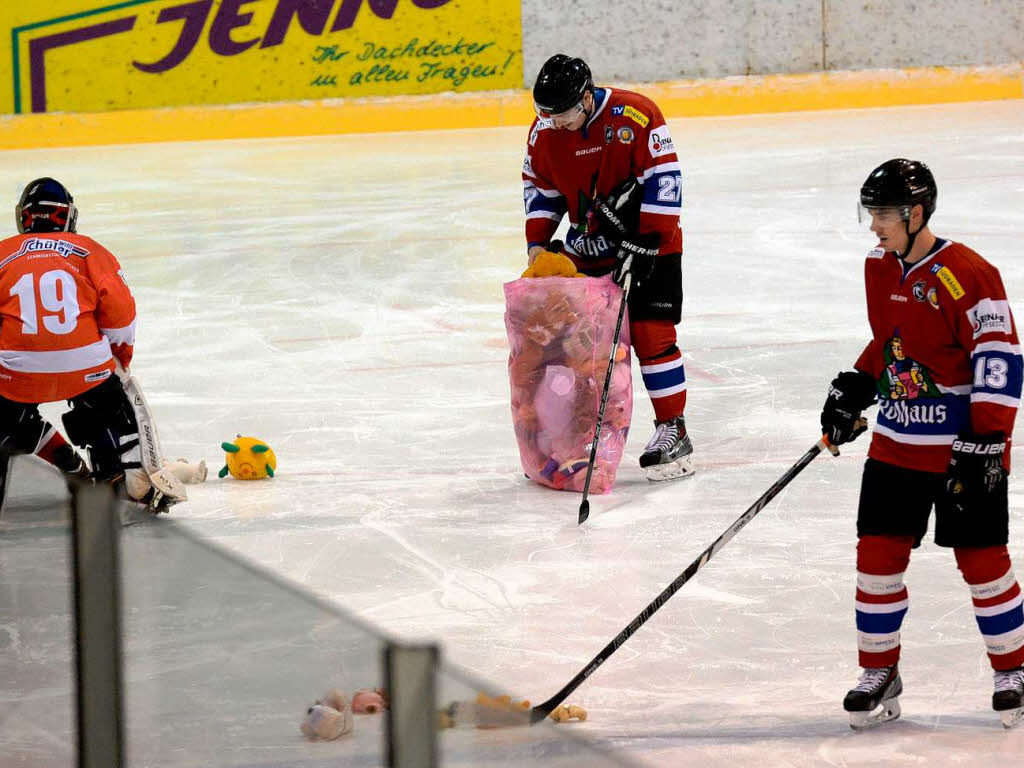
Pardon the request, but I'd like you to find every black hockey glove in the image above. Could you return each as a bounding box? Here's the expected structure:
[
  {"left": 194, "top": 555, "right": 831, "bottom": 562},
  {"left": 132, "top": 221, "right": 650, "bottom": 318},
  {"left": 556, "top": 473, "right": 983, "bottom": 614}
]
[
  {"left": 611, "top": 232, "right": 659, "bottom": 288},
  {"left": 590, "top": 178, "right": 643, "bottom": 242},
  {"left": 820, "top": 370, "right": 876, "bottom": 445},
  {"left": 944, "top": 432, "right": 1008, "bottom": 514}
]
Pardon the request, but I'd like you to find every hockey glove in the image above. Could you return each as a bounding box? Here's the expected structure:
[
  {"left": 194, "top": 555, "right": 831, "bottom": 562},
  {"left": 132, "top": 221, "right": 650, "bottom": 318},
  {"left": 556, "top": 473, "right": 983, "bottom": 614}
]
[
  {"left": 944, "top": 432, "right": 1008, "bottom": 514},
  {"left": 820, "top": 370, "right": 876, "bottom": 445},
  {"left": 589, "top": 178, "right": 643, "bottom": 241},
  {"left": 611, "top": 233, "right": 660, "bottom": 288}
]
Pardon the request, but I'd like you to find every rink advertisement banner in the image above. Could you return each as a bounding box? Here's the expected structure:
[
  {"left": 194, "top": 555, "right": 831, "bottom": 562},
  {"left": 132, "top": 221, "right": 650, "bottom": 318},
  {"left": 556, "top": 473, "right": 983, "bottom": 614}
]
[{"left": 2, "top": 0, "right": 523, "bottom": 114}]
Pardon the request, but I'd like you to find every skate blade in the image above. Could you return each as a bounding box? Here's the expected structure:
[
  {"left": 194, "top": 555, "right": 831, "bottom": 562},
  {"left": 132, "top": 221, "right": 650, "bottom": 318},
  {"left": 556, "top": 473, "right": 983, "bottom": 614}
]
[
  {"left": 849, "top": 698, "right": 901, "bottom": 730},
  {"left": 1000, "top": 707, "right": 1024, "bottom": 729},
  {"left": 644, "top": 456, "right": 695, "bottom": 482}
]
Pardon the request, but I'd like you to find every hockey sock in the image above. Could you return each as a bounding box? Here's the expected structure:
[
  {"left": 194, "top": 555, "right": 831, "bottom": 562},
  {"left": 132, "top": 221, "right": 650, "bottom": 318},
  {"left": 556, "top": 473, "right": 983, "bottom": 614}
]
[
  {"left": 955, "top": 546, "right": 1024, "bottom": 670},
  {"left": 632, "top": 320, "right": 687, "bottom": 422},
  {"left": 856, "top": 535, "right": 914, "bottom": 668}
]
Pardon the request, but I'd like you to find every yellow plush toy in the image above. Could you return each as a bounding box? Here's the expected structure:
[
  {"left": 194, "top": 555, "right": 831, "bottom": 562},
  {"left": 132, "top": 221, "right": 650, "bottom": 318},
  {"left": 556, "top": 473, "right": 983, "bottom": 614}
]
[
  {"left": 521, "top": 249, "right": 584, "bottom": 279},
  {"left": 219, "top": 435, "right": 276, "bottom": 480}
]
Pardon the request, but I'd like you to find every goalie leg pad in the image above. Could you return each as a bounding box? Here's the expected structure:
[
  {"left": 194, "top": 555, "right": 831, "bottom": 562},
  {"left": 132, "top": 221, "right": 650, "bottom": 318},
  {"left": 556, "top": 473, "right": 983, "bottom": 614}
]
[{"left": 63, "top": 377, "right": 143, "bottom": 484}]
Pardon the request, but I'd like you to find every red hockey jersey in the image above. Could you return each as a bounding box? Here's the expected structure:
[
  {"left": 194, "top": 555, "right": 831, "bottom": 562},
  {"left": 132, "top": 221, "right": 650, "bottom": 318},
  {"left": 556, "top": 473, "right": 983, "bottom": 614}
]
[
  {"left": 853, "top": 239, "right": 1021, "bottom": 473},
  {"left": 522, "top": 88, "right": 683, "bottom": 269},
  {"left": 0, "top": 232, "right": 136, "bottom": 403}
]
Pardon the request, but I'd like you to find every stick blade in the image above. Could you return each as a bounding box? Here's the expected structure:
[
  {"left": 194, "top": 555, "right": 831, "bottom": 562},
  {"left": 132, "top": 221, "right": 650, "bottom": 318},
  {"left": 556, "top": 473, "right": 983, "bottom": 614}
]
[{"left": 578, "top": 500, "right": 589, "bottom": 525}]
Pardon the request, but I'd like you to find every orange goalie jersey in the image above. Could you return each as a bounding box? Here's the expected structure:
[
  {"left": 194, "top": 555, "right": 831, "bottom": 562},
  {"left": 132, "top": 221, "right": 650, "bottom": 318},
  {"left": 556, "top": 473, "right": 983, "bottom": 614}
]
[{"left": 0, "top": 232, "right": 136, "bottom": 403}]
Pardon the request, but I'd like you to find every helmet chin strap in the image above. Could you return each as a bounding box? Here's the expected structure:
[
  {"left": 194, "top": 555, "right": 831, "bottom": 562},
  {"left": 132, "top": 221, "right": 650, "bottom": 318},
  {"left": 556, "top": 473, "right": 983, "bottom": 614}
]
[{"left": 895, "top": 216, "right": 922, "bottom": 261}]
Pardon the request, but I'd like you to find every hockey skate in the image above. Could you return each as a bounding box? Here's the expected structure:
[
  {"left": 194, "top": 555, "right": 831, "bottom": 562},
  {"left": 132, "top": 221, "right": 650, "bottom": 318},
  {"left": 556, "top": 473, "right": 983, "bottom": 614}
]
[
  {"left": 993, "top": 666, "right": 1024, "bottom": 729},
  {"left": 843, "top": 665, "right": 902, "bottom": 730},
  {"left": 639, "top": 416, "right": 695, "bottom": 481}
]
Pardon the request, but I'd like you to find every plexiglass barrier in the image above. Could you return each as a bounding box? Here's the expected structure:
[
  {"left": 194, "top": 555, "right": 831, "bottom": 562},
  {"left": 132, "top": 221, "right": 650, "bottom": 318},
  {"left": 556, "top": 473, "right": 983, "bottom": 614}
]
[
  {"left": 0, "top": 455, "right": 76, "bottom": 767},
  {"left": 2, "top": 456, "right": 633, "bottom": 766}
]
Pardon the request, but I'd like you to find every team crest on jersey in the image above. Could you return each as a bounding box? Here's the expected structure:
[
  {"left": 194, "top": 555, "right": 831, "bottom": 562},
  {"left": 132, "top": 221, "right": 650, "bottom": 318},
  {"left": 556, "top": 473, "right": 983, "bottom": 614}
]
[
  {"left": 927, "top": 287, "right": 940, "bottom": 309},
  {"left": 605, "top": 125, "right": 613, "bottom": 144},
  {"left": 912, "top": 280, "right": 926, "bottom": 302},
  {"left": 930, "top": 262, "right": 965, "bottom": 300},
  {"left": 617, "top": 126, "right": 634, "bottom": 144},
  {"left": 880, "top": 335, "right": 941, "bottom": 401}
]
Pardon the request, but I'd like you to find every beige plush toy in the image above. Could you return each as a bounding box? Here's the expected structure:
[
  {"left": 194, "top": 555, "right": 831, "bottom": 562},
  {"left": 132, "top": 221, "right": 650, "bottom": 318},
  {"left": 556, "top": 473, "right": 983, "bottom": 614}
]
[{"left": 300, "top": 689, "right": 354, "bottom": 740}]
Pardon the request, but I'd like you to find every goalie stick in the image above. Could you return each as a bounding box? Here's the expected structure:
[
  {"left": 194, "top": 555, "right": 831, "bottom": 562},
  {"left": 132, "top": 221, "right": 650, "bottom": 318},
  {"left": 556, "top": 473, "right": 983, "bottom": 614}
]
[{"left": 533, "top": 424, "right": 864, "bottom": 724}]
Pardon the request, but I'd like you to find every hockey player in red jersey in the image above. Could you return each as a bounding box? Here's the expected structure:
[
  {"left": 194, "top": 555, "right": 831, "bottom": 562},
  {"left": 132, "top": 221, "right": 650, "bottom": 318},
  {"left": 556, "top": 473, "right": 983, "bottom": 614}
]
[
  {"left": 0, "top": 178, "right": 168, "bottom": 510},
  {"left": 820, "top": 159, "right": 1024, "bottom": 729},
  {"left": 522, "top": 54, "right": 692, "bottom": 481}
]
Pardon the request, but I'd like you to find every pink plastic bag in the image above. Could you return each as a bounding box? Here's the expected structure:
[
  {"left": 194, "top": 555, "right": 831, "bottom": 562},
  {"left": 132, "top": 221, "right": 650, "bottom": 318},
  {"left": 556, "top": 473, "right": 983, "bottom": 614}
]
[{"left": 504, "top": 276, "right": 632, "bottom": 494}]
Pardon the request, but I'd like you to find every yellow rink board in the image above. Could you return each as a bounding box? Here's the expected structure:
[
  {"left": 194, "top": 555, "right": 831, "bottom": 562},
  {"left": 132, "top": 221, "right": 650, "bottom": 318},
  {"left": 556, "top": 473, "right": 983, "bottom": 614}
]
[{"left": 1, "top": 64, "right": 1021, "bottom": 150}]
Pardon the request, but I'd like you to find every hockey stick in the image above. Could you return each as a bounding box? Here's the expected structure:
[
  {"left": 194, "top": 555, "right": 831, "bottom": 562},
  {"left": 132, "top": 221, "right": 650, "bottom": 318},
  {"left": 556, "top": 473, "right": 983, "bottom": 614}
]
[
  {"left": 577, "top": 271, "right": 632, "bottom": 525},
  {"left": 533, "top": 425, "right": 863, "bottom": 723}
]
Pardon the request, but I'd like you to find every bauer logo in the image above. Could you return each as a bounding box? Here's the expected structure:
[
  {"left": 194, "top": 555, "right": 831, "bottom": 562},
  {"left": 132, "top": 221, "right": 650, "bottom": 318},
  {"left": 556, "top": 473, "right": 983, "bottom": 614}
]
[
  {"left": 648, "top": 129, "right": 675, "bottom": 158},
  {"left": 967, "top": 298, "right": 1012, "bottom": 339}
]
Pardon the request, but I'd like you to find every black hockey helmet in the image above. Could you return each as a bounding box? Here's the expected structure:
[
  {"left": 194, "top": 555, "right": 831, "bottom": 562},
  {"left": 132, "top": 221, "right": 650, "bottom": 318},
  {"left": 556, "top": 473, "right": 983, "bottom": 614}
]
[
  {"left": 16, "top": 177, "right": 78, "bottom": 234},
  {"left": 859, "top": 159, "right": 937, "bottom": 224},
  {"left": 533, "top": 54, "right": 593, "bottom": 117}
]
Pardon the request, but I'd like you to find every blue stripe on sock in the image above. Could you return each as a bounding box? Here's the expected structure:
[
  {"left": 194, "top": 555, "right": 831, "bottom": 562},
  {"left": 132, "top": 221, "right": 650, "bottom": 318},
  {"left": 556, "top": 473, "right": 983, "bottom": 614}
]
[
  {"left": 641, "top": 365, "right": 686, "bottom": 392},
  {"left": 976, "top": 606, "right": 1024, "bottom": 637},
  {"left": 856, "top": 608, "right": 908, "bottom": 635}
]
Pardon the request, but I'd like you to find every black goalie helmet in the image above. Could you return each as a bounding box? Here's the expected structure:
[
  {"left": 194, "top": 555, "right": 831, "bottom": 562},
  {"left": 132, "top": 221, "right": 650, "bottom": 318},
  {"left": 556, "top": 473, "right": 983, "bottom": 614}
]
[
  {"left": 16, "top": 177, "right": 78, "bottom": 234},
  {"left": 532, "top": 54, "right": 593, "bottom": 117},
  {"left": 859, "top": 159, "right": 937, "bottom": 224}
]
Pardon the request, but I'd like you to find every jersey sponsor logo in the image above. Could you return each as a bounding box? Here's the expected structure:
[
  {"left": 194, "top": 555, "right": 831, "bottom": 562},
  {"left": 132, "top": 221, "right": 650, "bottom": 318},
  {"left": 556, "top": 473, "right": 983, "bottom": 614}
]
[
  {"left": 867, "top": 247, "right": 885, "bottom": 259},
  {"left": 617, "top": 126, "right": 634, "bottom": 144},
  {"left": 2, "top": 237, "right": 90, "bottom": 269},
  {"left": 968, "top": 298, "right": 1012, "bottom": 339},
  {"left": 84, "top": 369, "right": 111, "bottom": 383},
  {"left": 523, "top": 154, "right": 533, "bottom": 174},
  {"left": 881, "top": 336, "right": 941, "bottom": 401},
  {"left": 611, "top": 105, "right": 625, "bottom": 116},
  {"left": 623, "top": 106, "right": 649, "bottom": 127},
  {"left": 575, "top": 146, "right": 602, "bottom": 156},
  {"left": 878, "top": 400, "right": 949, "bottom": 428},
  {"left": 648, "top": 128, "right": 675, "bottom": 158},
  {"left": 930, "top": 263, "right": 965, "bottom": 300},
  {"left": 529, "top": 122, "right": 542, "bottom": 146}
]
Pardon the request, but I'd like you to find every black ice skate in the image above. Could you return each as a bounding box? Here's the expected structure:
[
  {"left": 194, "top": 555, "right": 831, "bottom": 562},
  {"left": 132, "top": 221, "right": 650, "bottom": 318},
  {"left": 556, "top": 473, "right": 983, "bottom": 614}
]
[
  {"left": 843, "top": 665, "right": 902, "bottom": 730},
  {"left": 639, "top": 416, "right": 695, "bottom": 481},
  {"left": 993, "top": 666, "right": 1024, "bottom": 729}
]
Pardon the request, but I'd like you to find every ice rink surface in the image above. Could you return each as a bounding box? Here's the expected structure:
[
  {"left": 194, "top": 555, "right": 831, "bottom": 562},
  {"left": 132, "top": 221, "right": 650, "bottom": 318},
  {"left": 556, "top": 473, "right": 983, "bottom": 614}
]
[{"left": 2, "top": 98, "right": 1024, "bottom": 765}]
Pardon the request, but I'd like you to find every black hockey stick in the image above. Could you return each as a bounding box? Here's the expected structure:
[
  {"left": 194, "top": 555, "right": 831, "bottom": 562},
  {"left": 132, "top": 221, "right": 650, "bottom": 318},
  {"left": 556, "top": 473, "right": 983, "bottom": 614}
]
[
  {"left": 533, "top": 426, "right": 860, "bottom": 723},
  {"left": 577, "top": 270, "right": 632, "bottom": 525}
]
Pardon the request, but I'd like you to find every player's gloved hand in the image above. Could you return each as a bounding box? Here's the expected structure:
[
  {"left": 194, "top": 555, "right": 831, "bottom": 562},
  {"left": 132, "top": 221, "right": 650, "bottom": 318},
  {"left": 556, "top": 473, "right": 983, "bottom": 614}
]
[
  {"left": 611, "top": 233, "right": 659, "bottom": 288},
  {"left": 589, "top": 178, "right": 643, "bottom": 241},
  {"left": 820, "top": 370, "right": 876, "bottom": 445},
  {"left": 944, "top": 432, "right": 1008, "bottom": 513}
]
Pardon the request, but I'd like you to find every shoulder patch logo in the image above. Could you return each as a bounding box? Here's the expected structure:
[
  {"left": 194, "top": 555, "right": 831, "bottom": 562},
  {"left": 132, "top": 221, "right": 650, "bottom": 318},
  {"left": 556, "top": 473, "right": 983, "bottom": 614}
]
[
  {"left": 867, "top": 247, "right": 885, "bottom": 259},
  {"left": 967, "top": 298, "right": 1012, "bottom": 339},
  {"left": 648, "top": 127, "right": 675, "bottom": 158},
  {"left": 623, "top": 106, "right": 649, "bottom": 128},
  {"left": 930, "top": 263, "right": 965, "bottom": 300},
  {"left": 611, "top": 105, "right": 624, "bottom": 116}
]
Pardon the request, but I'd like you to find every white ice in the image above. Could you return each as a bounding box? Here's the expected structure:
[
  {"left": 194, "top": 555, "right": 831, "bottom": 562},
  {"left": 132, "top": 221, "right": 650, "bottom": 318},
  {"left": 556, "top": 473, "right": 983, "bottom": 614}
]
[{"left": 2, "top": 98, "right": 1024, "bottom": 766}]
